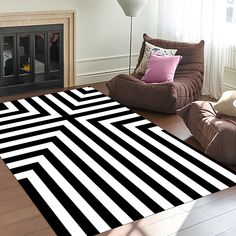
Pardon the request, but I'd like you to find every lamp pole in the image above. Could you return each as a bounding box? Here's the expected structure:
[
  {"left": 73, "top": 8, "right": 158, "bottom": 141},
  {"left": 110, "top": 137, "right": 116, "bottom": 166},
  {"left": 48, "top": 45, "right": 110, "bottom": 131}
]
[
  {"left": 117, "top": 0, "right": 148, "bottom": 74},
  {"left": 129, "top": 16, "right": 133, "bottom": 75}
]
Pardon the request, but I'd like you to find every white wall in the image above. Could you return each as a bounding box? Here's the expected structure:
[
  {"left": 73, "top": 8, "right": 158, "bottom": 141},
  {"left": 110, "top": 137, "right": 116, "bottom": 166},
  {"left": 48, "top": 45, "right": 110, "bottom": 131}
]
[
  {"left": 0, "top": 0, "right": 159, "bottom": 85},
  {"left": 76, "top": 0, "right": 159, "bottom": 84}
]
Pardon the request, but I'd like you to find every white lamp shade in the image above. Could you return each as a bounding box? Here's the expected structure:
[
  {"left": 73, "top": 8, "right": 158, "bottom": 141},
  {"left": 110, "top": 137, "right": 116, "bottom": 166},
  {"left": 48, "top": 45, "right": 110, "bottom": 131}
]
[{"left": 117, "top": 0, "right": 149, "bottom": 17}]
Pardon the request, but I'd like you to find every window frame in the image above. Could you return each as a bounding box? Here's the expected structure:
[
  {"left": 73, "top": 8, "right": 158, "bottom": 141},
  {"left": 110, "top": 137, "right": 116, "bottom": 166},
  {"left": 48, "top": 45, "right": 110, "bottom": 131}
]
[{"left": 227, "top": 0, "right": 236, "bottom": 24}]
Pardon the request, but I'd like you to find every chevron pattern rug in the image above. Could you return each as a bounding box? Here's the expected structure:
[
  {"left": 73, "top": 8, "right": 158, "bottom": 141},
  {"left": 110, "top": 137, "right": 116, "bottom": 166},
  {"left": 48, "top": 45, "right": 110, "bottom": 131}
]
[{"left": 1, "top": 87, "right": 236, "bottom": 236}]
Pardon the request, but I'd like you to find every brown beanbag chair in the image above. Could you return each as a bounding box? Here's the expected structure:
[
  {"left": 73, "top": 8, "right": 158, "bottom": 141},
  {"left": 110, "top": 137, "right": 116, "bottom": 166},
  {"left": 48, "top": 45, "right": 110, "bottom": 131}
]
[
  {"left": 107, "top": 34, "right": 204, "bottom": 113},
  {"left": 178, "top": 101, "right": 236, "bottom": 164}
]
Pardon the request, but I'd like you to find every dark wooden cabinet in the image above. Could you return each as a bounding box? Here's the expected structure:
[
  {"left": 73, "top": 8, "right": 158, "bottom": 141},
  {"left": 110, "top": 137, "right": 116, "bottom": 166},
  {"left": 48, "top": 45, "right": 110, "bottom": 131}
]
[{"left": 0, "top": 24, "right": 64, "bottom": 96}]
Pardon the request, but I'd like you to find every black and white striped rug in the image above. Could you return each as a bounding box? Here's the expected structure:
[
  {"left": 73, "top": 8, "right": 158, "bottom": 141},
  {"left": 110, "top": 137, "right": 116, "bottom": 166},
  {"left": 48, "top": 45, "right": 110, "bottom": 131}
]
[{"left": 1, "top": 87, "right": 236, "bottom": 236}]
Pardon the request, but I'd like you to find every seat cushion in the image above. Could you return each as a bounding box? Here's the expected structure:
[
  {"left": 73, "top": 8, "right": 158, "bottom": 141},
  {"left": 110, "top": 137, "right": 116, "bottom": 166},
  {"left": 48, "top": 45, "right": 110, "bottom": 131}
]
[
  {"left": 107, "top": 69, "right": 203, "bottom": 113},
  {"left": 178, "top": 101, "right": 236, "bottom": 164},
  {"left": 106, "top": 74, "right": 177, "bottom": 113}
]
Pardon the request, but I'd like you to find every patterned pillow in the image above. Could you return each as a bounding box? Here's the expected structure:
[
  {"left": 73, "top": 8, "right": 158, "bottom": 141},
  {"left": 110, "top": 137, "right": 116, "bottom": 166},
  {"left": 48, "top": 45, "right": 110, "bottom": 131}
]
[{"left": 135, "top": 42, "right": 177, "bottom": 75}]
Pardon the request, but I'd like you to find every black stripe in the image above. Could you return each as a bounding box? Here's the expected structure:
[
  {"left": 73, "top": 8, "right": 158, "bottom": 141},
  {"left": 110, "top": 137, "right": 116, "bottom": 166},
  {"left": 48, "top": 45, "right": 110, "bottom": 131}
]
[
  {"left": 43, "top": 137, "right": 152, "bottom": 220},
  {"left": 39, "top": 94, "right": 121, "bottom": 118},
  {"left": 0, "top": 110, "right": 20, "bottom": 119},
  {"left": 53, "top": 92, "right": 112, "bottom": 110},
  {"left": 64, "top": 89, "right": 98, "bottom": 101},
  {"left": 69, "top": 119, "right": 183, "bottom": 207},
  {"left": 77, "top": 87, "right": 96, "bottom": 95},
  {"left": 76, "top": 113, "right": 198, "bottom": 200},
  {"left": 1, "top": 119, "right": 181, "bottom": 210},
  {"left": 0, "top": 113, "right": 45, "bottom": 127},
  {"left": 0, "top": 102, "right": 8, "bottom": 111},
  {"left": 53, "top": 135, "right": 164, "bottom": 215},
  {"left": 63, "top": 89, "right": 105, "bottom": 101},
  {"left": 0, "top": 116, "right": 64, "bottom": 135},
  {"left": 110, "top": 117, "right": 220, "bottom": 194},
  {"left": 0, "top": 125, "right": 65, "bottom": 152},
  {"left": 3, "top": 134, "right": 147, "bottom": 221},
  {"left": 19, "top": 178, "right": 70, "bottom": 236},
  {"left": 14, "top": 164, "right": 100, "bottom": 236},
  {"left": 141, "top": 127, "right": 236, "bottom": 187},
  {"left": 25, "top": 97, "right": 51, "bottom": 116},
  {"left": 9, "top": 149, "right": 122, "bottom": 229},
  {"left": 0, "top": 100, "right": 28, "bottom": 119},
  {"left": 11, "top": 100, "right": 29, "bottom": 113},
  {"left": 80, "top": 118, "right": 190, "bottom": 204},
  {"left": 162, "top": 129, "right": 236, "bottom": 175},
  {"left": 71, "top": 103, "right": 124, "bottom": 118}
]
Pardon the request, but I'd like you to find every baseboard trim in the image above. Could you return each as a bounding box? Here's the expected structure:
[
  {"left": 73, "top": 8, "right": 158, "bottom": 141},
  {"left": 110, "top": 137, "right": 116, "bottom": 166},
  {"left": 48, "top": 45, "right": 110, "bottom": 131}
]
[
  {"left": 223, "top": 82, "right": 236, "bottom": 91},
  {"left": 76, "top": 54, "right": 138, "bottom": 85},
  {"left": 225, "top": 68, "right": 236, "bottom": 73},
  {"left": 77, "top": 54, "right": 139, "bottom": 64},
  {"left": 76, "top": 67, "right": 135, "bottom": 85}
]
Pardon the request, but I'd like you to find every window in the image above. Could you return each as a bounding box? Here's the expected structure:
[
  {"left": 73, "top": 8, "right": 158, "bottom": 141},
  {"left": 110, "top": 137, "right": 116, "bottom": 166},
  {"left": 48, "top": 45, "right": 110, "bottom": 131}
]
[
  {"left": 225, "top": 0, "right": 236, "bottom": 71},
  {"left": 227, "top": 0, "right": 236, "bottom": 23}
]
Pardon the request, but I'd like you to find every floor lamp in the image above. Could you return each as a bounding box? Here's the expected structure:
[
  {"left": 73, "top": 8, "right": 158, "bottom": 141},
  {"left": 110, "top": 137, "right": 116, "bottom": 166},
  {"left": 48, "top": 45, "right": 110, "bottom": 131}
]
[{"left": 117, "top": 0, "right": 148, "bottom": 74}]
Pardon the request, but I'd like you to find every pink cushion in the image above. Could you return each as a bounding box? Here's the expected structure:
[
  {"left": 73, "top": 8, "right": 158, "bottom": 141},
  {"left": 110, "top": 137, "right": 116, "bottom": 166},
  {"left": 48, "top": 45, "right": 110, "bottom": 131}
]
[{"left": 141, "top": 54, "right": 182, "bottom": 83}]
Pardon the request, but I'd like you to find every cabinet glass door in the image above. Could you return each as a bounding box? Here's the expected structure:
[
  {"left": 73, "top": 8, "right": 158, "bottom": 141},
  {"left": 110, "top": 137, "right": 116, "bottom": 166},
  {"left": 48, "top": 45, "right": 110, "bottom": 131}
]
[
  {"left": 35, "top": 33, "right": 46, "bottom": 82},
  {"left": 49, "top": 32, "right": 61, "bottom": 81},
  {"left": 18, "top": 34, "right": 31, "bottom": 83},
  {"left": 3, "top": 36, "right": 15, "bottom": 77}
]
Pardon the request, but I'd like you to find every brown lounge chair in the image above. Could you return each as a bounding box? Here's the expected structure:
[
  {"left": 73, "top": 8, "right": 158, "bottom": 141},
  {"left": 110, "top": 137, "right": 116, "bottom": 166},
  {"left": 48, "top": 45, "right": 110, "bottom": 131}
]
[{"left": 106, "top": 34, "right": 204, "bottom": 113}]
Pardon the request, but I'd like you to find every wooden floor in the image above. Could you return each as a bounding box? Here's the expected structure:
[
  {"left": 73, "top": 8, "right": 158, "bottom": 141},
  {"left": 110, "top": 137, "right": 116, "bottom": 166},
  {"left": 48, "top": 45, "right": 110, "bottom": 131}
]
[{"left": 0, "top": 82, "right": 235, "bottom": 236}]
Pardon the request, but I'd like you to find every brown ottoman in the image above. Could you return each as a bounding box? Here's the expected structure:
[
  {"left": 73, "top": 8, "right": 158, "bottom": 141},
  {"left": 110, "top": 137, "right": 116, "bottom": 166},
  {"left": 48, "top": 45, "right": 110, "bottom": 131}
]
[{"left": 178, "top": 101, "right": 236, "bottom": 164}]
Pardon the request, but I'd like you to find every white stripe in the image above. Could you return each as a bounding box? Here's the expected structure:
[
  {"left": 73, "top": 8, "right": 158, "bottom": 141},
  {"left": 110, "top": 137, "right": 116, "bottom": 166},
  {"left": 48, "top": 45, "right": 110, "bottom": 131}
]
[
  {"left": 15, "top": 170, "right": 86, "bottom": 236},
  {"left": 74, "top": 107, "right": 130, "bottom": 122},
  {"left": 82, "top": 87, "right": 95, "bottom": 91},
  {"left": 1, "top": 130, "right": 153, "bottom": 218},
  {"left": 0, "top": 131, "right": 61, "bottom": 151},
  {"left": 8, "top": 153, "right": 131, "bottom": 225},
  {"left": 0, "top": 115, "right": 58, "bottom": 131},
  {"left": 32, "top": 96, "right": 61, "bottom": 117},
  {"left": 72, "top": 113, "right": 177, "bottom": 209},
  {"left": 58, "top": 91, "right": 110, "bottom": 106},
  {"left": 0, "top": 120, "right": 66, "bottom": 139},
  {"left": 46, "top": 94, "right": 120, "bottom": 115},
  {"left": 0, "top": 97, "right": 60, "bottom": 131},
  {"left": 130, "top": 123, "right": 228, "bottom": 190},
  {"left": 100, "top": 115, "right": 211, "bottom": 197},
  {"left": 0, "top": 102, "right": 18, "bottom": 115},
  {"left": 44, "top": 148, "right": 132, "bottom": 225},
  {"left": 150, "top": 126, "right": 236, "bottom": 184},
  {"left": 0, "top": 99, "right": 39, "bottom": 122},
  {"left": 71, "top": 88, "right": 102, "bottom": 97},
  {"left": 77, "top": 114, "right": 193, "bottom": 203},
  {"left": 63, "top": 122, "right": 172, "bottom": 212},
  {"left": 52, "top": 133, "right": 155, "bottom": 217},
  {"left": 9, "top": 156, "right": 111, "bottom": 233},
  {"left": 45, "top": 94, "right": 71, "bottom": 114}
]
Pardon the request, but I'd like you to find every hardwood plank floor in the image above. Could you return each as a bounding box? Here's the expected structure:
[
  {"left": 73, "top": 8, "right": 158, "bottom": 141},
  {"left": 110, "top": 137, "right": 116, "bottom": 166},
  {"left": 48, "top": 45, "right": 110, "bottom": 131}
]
[{"left": 0, "top": 81, "right": 235, "bottom": 236}]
